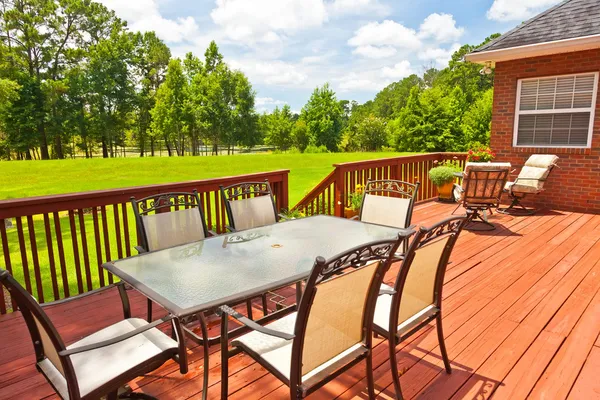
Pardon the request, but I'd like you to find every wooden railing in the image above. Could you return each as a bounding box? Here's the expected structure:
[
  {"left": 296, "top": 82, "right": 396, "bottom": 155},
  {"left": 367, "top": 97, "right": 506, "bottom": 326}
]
[
  {"left": 0, "top": 170, "right": 289, "bottom": 313},
  {"left": 293, "top": 153, "right": 466, "bottom": 216}
]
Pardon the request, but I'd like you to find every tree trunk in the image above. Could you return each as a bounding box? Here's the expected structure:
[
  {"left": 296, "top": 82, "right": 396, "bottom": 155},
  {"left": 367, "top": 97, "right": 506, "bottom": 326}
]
[
  {"left": 150, "top": 137, "right": 155, "bottom": 156},
  {"left": 54, "top": 135, "right": 64, "bottom": 159},
  {"left": 102, "top": 138, "right": 109, "bottom": 158},
  {"left": 166, "top": 140, "right": 172, "bottom": 157}
]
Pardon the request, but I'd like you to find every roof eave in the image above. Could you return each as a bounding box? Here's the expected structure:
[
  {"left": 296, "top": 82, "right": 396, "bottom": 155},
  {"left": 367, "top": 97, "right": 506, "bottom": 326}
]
[{"left": 465, "top": 34, "right": 600, "bottom": 65}]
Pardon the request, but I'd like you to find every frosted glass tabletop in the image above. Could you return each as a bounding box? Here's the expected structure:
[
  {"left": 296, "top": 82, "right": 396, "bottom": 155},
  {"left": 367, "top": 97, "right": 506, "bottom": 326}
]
[{"left": 104, "top": 215, "right": 405, "bottom": 316}]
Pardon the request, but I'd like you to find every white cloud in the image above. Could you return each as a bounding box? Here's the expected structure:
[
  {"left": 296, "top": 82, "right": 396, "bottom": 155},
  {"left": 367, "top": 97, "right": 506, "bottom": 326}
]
[
  {"left": 230, "top": 59, "right": 308, "bottom": 87},
  {"left": 419, "top": 13, "right": 464, "bottom": 43},
  {"left": 256, "top": 97, "right": 288, "bottom": 107},
  {"left": 328, "top": 0, "right": 390, "bottom": 17},
  {"left": 97, "top": 0, "right": 199, "bottom": 43},
  {"left": 338, "top": 74, "right": 381, "bottom": 91},
  {"left": 487, "top": 0, "right": 561, "bottom": 22},
  {"left": 352, "top": 45, "right": 397, "bottom": 59},
  {"left": 418, "top": 43, "right": 461, "bottom": 67},
  {"left": 348, "top": 20, "right": 421, "bottom": 49},
  {"left": 211, "top": 0, "right": 328, "bottom": 45},
  {"left": 381, "top": 60, "right": 414, "bottom": 79}
]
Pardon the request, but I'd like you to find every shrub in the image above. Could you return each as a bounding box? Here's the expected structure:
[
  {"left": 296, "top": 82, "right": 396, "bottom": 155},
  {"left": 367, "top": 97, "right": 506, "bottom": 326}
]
[
  {"left": 348, "top": 184, "right": 364, "bottom": 211},
  {"left": 304, "top": 144, "right": 329, "bottom": 154},
  {"left": 429, "top": 166, "right": 457, "bottom": 186}
]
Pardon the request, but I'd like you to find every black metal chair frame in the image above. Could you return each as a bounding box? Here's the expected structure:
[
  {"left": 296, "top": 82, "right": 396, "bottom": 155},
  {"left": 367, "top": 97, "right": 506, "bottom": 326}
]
[
  {"left": 217, "top": 233, "right": 411, "bottom": 399},
  {"left": 373, "top": 215, "right": 468, "bottom": 400},
  {"left": 497, "top": 164, "right": 557, "bottom": 216},
  {"left": 0, "top": 269, "right": 187, "bottom": 400},
  {"left": 457, "top": 168, "right": 509, "bottom": 231},
  {"left": 356, "top": 179, "right": 420, "bottom": 252},
  {"left": 131, "top": 190, "right": 216, "bottom": 322}
]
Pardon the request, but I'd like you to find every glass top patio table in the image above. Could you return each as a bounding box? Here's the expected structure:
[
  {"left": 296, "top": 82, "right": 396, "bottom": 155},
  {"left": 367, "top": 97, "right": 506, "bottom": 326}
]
[{"left": 103, "top": 215, "right": 406, "bottom": 317}]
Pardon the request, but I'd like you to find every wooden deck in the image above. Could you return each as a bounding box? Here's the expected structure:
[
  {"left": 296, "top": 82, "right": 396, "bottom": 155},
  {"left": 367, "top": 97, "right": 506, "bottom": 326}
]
[{"left": 2, "top": 202, "right": 600, "bottom": 399}]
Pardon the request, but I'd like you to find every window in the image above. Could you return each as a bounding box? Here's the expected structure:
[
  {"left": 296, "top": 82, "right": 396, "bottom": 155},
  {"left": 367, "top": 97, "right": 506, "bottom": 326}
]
[{"left": 514, "top": 72, "right": 598, "bottom": 148}]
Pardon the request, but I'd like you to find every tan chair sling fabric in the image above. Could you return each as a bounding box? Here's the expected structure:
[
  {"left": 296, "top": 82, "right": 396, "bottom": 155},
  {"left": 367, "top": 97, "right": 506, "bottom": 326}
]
[
  {"left": 397, "top": 237, "right": 449, "bottom": 326},
  {"left": 228, "top": 195, "right": 277, "bottom": 231},
  {"left": 141, "top": 208, "right": 206, "bottom": 251},
  {"left": 301, "top": 261, "right": 380, "bottom": 375},
  {"left": 461, "top": 162, "right": 511, "bottom": 205},
  {"left": 32, "top": 315, "right": 65, "bottom": 376},
  {"left": 361, "top": 194, "right": 411, "bottom": 228}
]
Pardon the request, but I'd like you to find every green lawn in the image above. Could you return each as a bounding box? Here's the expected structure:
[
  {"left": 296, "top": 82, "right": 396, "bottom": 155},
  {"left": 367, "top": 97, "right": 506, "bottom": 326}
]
[
  {"left": 0, "top": 152, "right": 415, "bottom": 304},
  {"left": 0, "top": 152, "right": 413, "bottom": 204}
]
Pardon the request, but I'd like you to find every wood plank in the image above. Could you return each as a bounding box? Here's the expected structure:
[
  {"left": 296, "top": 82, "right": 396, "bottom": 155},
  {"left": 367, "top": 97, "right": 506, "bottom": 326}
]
[{"left": 567, "top": 346, "right": 600, "bottom": 399}]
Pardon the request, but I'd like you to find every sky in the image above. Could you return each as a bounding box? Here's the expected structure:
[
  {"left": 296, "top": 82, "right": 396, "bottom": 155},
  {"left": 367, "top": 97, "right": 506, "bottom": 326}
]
[{"left": 97, "top": 0, "right": 562, "bottom": 113}]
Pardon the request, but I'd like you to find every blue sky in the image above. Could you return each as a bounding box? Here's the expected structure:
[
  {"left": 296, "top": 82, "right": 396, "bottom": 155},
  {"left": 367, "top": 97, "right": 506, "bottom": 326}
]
[{"left": 98, "top": 0, "right": 562, "bottom": 112}]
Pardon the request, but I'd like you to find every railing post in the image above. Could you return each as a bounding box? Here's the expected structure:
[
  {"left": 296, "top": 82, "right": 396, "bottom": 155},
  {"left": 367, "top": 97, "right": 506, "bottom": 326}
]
[
  {"left": 281, "top": 171, "right": 289, "bottom": 212},
  {"left": 334, "top": 166, "right": 345, "bottom": 217}
]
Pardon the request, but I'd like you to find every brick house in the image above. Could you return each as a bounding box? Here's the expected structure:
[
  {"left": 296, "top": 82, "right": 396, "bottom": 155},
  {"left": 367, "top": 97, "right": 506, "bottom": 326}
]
[{"left": 466, "top": 0, "right": 600, "bottom": 212}]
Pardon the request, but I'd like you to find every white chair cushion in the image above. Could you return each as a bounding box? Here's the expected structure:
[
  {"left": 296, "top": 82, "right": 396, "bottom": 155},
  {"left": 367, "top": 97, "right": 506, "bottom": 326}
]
[
  {"left": 39, "top": 318, "right": 178, "bottom": 398},
  {"left": 231, "top": 312, "right": 363, "bottom": 382},
  {"left": 373, "top": 284, "right": 435, "bottom": 335},
  {"left": 524, "top": 154, "right": 558, "bottom": 169},
  {"left": 505, "top": 181, "right": 541, "bottom": 194}
]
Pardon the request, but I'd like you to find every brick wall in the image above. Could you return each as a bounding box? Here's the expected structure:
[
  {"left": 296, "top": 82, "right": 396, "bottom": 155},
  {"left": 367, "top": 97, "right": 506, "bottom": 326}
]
[{"left": 492, "top": 48, "right": 600, "bottom": 213}]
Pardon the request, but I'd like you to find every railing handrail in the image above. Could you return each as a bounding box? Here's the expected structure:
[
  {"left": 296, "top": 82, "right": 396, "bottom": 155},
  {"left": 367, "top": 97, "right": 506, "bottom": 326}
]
[
  {"left": 0, "top": 170, "right": 290, "bottom": 219},
  {"left": 332, "top": 152, "right": 465, "bottom": 168},
  {"left": 291, "top": 170, "right": 335, "bottom": 212}
]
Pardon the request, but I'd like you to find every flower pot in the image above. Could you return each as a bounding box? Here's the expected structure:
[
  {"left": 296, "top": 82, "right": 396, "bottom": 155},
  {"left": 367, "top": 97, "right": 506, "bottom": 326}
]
[
  {"left": 344, "top": 207, "right": 359, "bottom": 219},
  {"left": 437, "top": 182, "right": 455, "bottom": 202}
]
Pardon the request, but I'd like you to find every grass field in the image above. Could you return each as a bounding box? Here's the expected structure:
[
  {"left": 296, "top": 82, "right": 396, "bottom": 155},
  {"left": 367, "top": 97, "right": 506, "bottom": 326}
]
[
  {"left": 0, "top": 152, "right": 414, "bottom": 304},
  {"left": 0, "top": 152, "right": 413, "bottom": 204}
]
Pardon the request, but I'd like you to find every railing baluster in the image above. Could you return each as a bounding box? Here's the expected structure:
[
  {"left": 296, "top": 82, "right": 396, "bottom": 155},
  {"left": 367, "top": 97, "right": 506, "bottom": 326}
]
[
  {"left": 92, "top": 208, "right": 105, "bottom": 288},
  {"left": 53, "top": 212, "right": 69, "bottom": 298},
  {"left": 0, "top": 220, "right": 16, "bottom": 310},
  {"left": 77, "top": 209, "right": 93, "bottom": 291},
  {"left": 15, "top": 217, "right": 32, "bottom": 294},
  {"left": 68, "top": 210, "right": 84, "bottom": 294},
  {"left": 113, "top": 205, "right": 124, "bottom": 260},
  {"left": 43, "top": 214, "right": 59, "bottom": 300},
  {"left": 26, "top": 216, "right": 44, "bottom": 302},
  {"left": 100, "top": 206, "right": 113, "bottom": 284},
  {"left": 206, "top": 192, "right": 213, "bottom": 232},
  {"left": 215, "top": 190, "right": 222, "bottom": 233},
  {"left": 122, "top": 203, "right": 131, "bottom": 257}
]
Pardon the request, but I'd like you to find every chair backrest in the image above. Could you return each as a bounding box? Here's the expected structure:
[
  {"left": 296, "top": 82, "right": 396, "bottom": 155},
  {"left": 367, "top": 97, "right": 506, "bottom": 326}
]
[
  {"left": 131, "top": 191, "right": 209, "bottom": 252},
  {"left": 517, "top": 154, "right": 559, "bottom": 191},
  {"left": 359, "top": 179, "right": 420, "bottom": 229},
  {"left": 461, "top": 162, "right": 511, "bottom": 207},
  {"left": 290, "top": 233, "right": 410, "bottom": 383},
  {"left": 390, "top": 215, "right": 468, "bottom": 330},
  {"left": 0, "top": 269, "right": 79, "bottom": 398},
  {"left": 220, "top": 180, "right": 278, "bottom": 231}
]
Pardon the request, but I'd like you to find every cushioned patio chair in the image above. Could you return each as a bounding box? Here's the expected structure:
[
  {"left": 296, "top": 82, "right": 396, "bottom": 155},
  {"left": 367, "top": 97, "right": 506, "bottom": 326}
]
[
  {"left": 220, "top": 180, "right": 286, "bottom": 232},
  {"left": 373, "top": 215, "right": 468, "bottom": 400},
  {"left": 0, "top": 269, "right": 187, "bottom": 400},
  {"left": 454, "top": 162, "right": 510, "bottom": 230},
  {"left": 498, "top": 154, "right": 559, "bottom": 215},
  {"left": 217, "top": 232, "right": 412, "bottom": 399},
  {"left": 131, "top": 190, "right": 218, "bottom": 321},
  {"left": 355, "top": 179, "right": 420, "bottom": 251}
]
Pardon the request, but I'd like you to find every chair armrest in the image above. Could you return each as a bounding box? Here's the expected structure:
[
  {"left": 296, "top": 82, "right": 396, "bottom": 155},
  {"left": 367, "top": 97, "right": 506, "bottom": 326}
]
[
  {"left": 208, "top": 230, "right": 218, "bottom": 237},
  {"left": 40, "top": 284, "right": 121, "bottom": 308},
  {"left": 217, "top": 305, "right": 295, "bottom": 340},
  {"left": 379, "top": 289, "right": 396, "bottom": 296},
  {"left": 135, "top": 246, "right": 147, "bottom": 254},
  {"left": 350, "top": 215, "right": 359, "bottom": 220},
  {"left": 59, "top": 315, "right": 174, "bottom": 356},
  {"left": 278, "top": 213, "right": 290, "bottom": 221},
  {"left": 225, "top": 225, "right": 237, "bottom": 233}
]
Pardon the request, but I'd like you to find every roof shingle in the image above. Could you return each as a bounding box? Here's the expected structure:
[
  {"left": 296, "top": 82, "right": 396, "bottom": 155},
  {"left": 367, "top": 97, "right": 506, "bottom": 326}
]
[{"left": 473, "top": 0, "right": 600, "bottom": 53}]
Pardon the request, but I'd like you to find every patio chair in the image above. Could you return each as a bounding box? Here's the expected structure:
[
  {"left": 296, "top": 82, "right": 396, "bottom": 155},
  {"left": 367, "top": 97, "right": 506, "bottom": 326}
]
[
  {"left": 373, "top": 215, "right": 468, "bottom": 399},
  {"left": 131, "top": 190, "right": 218, "bottom": 321},
  {"left": 0, "top": 269, "right": 187, "bottom": 400},
  {"left": 217, "top": 232, "right": 412, "bottom": 399},
  {"left": 454, "top": 162, "right": 510, "bottom": 230},
  {"left": 355, "top": 179, "right": 420, "bottom": 252},
  {"left": 498, "top": 154, "right": 559, "bottom": 215},
  {"left": 220, "top": 180, "right": 286, "bottom": 232}
]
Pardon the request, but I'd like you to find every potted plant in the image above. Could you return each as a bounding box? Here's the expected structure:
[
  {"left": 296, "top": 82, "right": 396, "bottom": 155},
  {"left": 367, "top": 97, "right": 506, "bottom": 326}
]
[
  {"left": 345, "top": 184, "right": 364, "bottom": 218},
  {"left": 429, "top": 165, "right": 458, "bottom": 202},
  {"left": 467, "top": 144, "right": 496, "bottom": 162}
]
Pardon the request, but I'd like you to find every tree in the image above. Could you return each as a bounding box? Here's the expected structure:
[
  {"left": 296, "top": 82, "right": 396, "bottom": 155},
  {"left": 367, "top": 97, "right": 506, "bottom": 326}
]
[
  {"left": 264, "top": 105, "right": 293, "bottom": 151},
  {"left": 356, "top": 115, "right": 388, "bottom": 151},
  {"left": 301, "top": 83, "right": 343, "bottom": 152},
  {"left": 292, "top": 119, "right": 309, "bottom": 152},
  {"left": 462, "top": 88, "right": 493, "bottom": 147}
]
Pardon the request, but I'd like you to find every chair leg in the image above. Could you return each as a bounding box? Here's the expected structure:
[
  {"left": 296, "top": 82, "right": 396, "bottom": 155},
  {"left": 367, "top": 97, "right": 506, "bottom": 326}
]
[
  {"left": 198, "top": 314, "right": 210, "bottom": 400},
  {"left": 464, "top": 209, "right": 495, "bottom": 231},
  {"left": 436, "top": 314, "right": 452, "bottom": 374},
  {"left": 388, "top": 337, "right": 404, "bottom": 400},
  {"left": 261, "top": 294, "right": 268, "bottom": 316},
  {"left": 366, "top": 351, "right": 376, "bottom": 399},
  {"left": 147, "top": 298, "right": 153, "bottom": 322},
  {"left": 107, "top": 390, "right": 119, "bottom": 400},
  {"left": 498, "top": 195, "right": 537, "bottom": 216}
]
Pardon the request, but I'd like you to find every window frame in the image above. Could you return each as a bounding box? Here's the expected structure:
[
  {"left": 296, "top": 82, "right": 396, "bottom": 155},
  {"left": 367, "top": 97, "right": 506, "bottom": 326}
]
[{"left": 513, "top": 71, "right": 599, "bottom": 148}]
